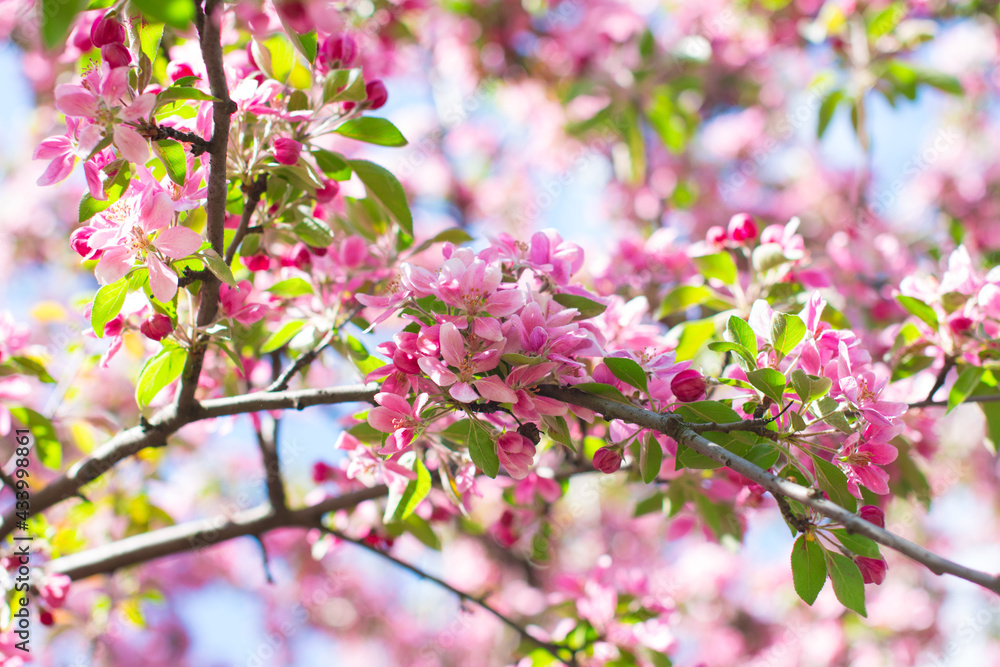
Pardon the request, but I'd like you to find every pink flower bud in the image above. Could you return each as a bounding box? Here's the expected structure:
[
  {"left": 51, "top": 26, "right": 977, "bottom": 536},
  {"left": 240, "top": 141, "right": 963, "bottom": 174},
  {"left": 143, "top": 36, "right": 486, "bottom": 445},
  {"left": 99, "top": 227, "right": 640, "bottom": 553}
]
[
  {"left": 858, "top": 504, "right": 885, "bottom": 529},
  {"left": 101, "top": 43, "right": 132, "bottom": 68},
  {"left": 289, "top": 242, "right": 312, "bottom": 269},
  {"left": 72, "top": 24, "right": 93, "bottom": 52},
  {"left": 166, "top": 61, "right": 196, "bottom": 82},
  {"left": 320, "top": 33, "right": 359, "bottom": 68},
  {"left": 40, "top": 610, "right": 54, "bottom": 626},
  {"left": 139, "top": 314, "right": 174, "bottom": 341},
  {"left": 365, "top": 80, "right": 388, "bottom": 110},
  {"left": 273, "top": 137, "right": 302, "bottom": 165},
  {"left": 593, "top": 447, "right": 623, "bottom": 474},
  {"left": 706, "top": 225, "right": 727, "bottom": 247},
  {"left": 103, "top": 314, "right": 124, "bottom": 338},
  {"left": 670, "top": 369, "right": 706, "bottom": 402},
  {"left": 244, "top": 253, "right": 271, "bottom": 272},
  {"left": 854, "top": 556, "right": 887, "bottom": 585},
  {"left": 947, "top": 315, "right": 974, "bottom": 335},
  {"left": 312, "top": 461, "right": 334, "bottom": 484},
  {"left": 727, "top": 213, "right": 758, "bottom": 243},
  {"left": 760, "top": 224, "right": 784, "bottom": 245},
  {"left": 90, "top": 15, "right": 125, "bottom": 47},
  {"left": 39, "top": 574, "right": 71, "bottom": 610},
  {"left": 316, "top": 179, "right": 341, "bottom": 203},
  {"left": 497, "top": 432, "right": 536, "bottom": 480},
  {"left": 275, "top": 1, "right": 311, "bottom": 33},
  {"left": 70, "top": 226, "right": 99, "bottom": 259}
]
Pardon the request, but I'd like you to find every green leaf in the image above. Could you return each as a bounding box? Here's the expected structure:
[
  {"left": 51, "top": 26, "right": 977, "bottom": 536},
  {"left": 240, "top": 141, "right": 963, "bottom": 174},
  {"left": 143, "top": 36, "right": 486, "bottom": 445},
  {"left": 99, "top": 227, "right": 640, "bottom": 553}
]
[
  {"left": 135, "top": 344, "right": 187, "bottom": 408},
  {"left": 156, "top": 86, "right": 218, "bottom": 106},
  {"left": 468, "top": 420, "right": 499, "bottom": 479},
  {"left": 640, "top": 433, "right": 663, "bottom": 484},
  {"left": 8, "top": 407, "right": 61, "bottom": 470},
  {"left": 198, "top": 249, "right": 236, "bottom": 286},
  {"left": 131, "top": 0, "right": 194, "bottom": 28},
  {"left": 294, "top": 217, "right": 335, "bottom": 248},
  {"left": 501, "top": 353, "right": 546, "bottom": 367},
  {"left": 572, "top": 382, "right": 633, "bottom": 405},
  {"left": 407, "top": 228, "right": 474, "bottom": 256},
  {"left": 312, "top": 149, "right": 353, "bottom": 180},
  {"left": 296, "top": 31, "right": 318, "bottom": 63},
  {"left": 323, "top": 68, "right": 366, "bottom": 104},
  {"left": 260, "top": 321, "right": 305, "bottom": 353},
  {"left": 707, "top": 342, "right": 757, "bottom": 370},
  {"left": 334, "top": 117, "right": 408, "bottom": 147},
  {"left": 828, "top": 552, "right": 867, "bottom": 617},
  {"left": 79, "top": 161, "right": 131, "bottom": 222},
  {"left": 673, "top": 317, "right": 716, "bottom": 361},
  {"left": 348, "top": 160, "right": 413, "bottom": 235},
  {"left": 810, "top": 454, "right": 857, "bottom": 513},
  {"left": 552, "top": 293, "right": 607, "bottom": 320},
  {"left": 634, "top": 492, "right": 664, "bottom": 517},
  {"left": 604, "top": 357, "right": 648, "bottom": 394},
  {"left": 745, "top": 443, "right": 780, "bottom": 469},
  {"left": 771, "top": 313, "right": 806, "bottom": 356},
  {"left": 272, "top": 164, "right": 323, "bottom": 192},
  {"left": 947, "top": 366, "right": 985, "bottom": 414},
  {"left": 693, "top": 252, "right": 737, "bottom": 285},
  {"left": 4, "top": 356, "right": 56, "bottom": 384},
  {"left": 817, "top": 89, "right": 844, "bottom": 138},
  {"left": 751, "top": 243, "right": 790, "bottom": 274},
  {"left": 40, "top": 0, "right": 87, "bottom": 49},
  {"left": 831, "top": 528, "right": 881, "bottom": 559},
  {"left": 673, "top": 400, "right": 741, "bottom": 424},
  {"left": 896, "top": 295, "right": 938, "bottom": 330},
  {"left": 138, "top": 21, "right": 165, "bottom": 64},
  {"left": 726, "top": 316, "right": 758, "bottom": 357},
  {"left": 91, "top": 277, "right": 130, "bottom": 338},
  {"left": 267, "top": 277, "right": 314, "bottom": 297},
  {"left": 658, "top": 285, "right": 731, "bottom": 318},
  {"left": 385, "top": 458, "right": 431, "bottom": 523},
  {"left": 791, "top": 535, "right": 827, "bottom": 605},
  {"left": 911, "top": 65, "right": 964, "bottom": 96},
  {"left": 402, "top": 514, "right": 440, "bottom": 550},
  {"left": 746, "top": 368, "right": 787, "bottom": 404}
]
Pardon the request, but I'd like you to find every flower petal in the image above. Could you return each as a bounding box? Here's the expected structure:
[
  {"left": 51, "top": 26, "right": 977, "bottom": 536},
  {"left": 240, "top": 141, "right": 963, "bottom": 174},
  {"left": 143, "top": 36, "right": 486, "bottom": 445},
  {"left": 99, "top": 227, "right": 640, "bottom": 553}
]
[
  {"left": 154, "top": 226, "right": 202, "bottom": 259},
  {"left": 147, "top": 254, "right": 179, "bottom": 302}
]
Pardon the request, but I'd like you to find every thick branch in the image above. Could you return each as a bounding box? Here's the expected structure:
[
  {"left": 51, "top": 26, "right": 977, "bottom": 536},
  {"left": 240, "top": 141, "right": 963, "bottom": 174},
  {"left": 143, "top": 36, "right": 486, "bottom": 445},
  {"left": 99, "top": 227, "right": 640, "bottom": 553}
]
[
  {"left": 45, "top": 486, "right": 388, "bottom": 581},
  {"left": 536, "top": 385, "right": 1000, "bottom": 595},
  {"left": 0, "top": 385, "right": 378, "bottom": 541}
]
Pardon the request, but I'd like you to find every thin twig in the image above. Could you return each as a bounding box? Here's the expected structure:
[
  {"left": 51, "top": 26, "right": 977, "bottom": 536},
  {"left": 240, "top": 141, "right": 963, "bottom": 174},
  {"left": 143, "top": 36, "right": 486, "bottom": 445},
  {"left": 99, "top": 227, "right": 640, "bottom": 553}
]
[
  {"left": 224, "top": 174, "right": 268, "bottom": 265},
  {"left": 908, "top": 393, "right": 1000, "bottom": 409},
  {"left": 319, "top": 526, "right": 578, "bottom": 667}
]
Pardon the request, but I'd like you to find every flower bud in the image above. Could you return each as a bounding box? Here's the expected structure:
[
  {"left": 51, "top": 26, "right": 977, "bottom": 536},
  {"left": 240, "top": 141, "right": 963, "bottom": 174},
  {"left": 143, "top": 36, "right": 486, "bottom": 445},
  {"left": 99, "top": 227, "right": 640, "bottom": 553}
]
[
  {"left": 72, "top": 24, "right": 93, "bottom": 52},
  {"left": 101, "top": 43, "right": 132, "bottom": 68},
  {"left": 273, "top": 137, "right": 302, "bottom": 165},
  {"left": 706, "top": 225, "right": 727, "bottom": 247},
  {"left": 312, "top": 461, "right": 334, "bottom": 484},
  {"left": 70, "top": 226, "right": 99, "bottom": 259},
  {"left": 760, "top": 224, "right": 784, "bottom": 245},
  {"left": 315, "top": 179, "right": 340, "bottom": 203},
  {"left": 854, "top": 556, "right": 887, "bottom": 585},
  {"left": 320, "top": 33, "right": 358, "bottom": 68},
  {"left": 289, "top": 242, "right": 312, "bottom": 270},
  {"left": 103, "top": 314, "right": 125, "bottom": 338},
  {"left": 671, "top": 368, "right": 707, "bottom": 402},
  {"left": 593, "top": 447, "right": 623, "bottom": 474},
  {"left": 365, "top": 80, "right": 388, "bottom": 110},
  {"left": 947, "top": 315, "right": 974, "bottom": 336},
  {"left": 139, "top": 314, "right": 174, "bottom": 341},
  {"left": 244, "top": 253, "right": 271, "bottom": 272},
  {"left": 39, "top": 610, "right": 54, "bottom": 626},
  {"left": 90, "top": 15, "right": 125, "bottom": 47},
  {"left": 166, "top": 61, "right": 196, "bottom": 82},
  {"left": 727, "top": 213, "right": 758, "bottom": 243},
  {"left": 858, "top": 504, "right": 885, "bottom": 529}
]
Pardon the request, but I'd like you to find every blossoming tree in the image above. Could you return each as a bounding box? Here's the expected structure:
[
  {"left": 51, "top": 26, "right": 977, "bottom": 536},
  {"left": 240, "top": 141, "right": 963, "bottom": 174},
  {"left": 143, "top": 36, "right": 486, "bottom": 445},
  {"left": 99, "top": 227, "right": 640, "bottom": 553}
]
[{"left": 2, "top": 0, "right": 1000, "bottom": 664}]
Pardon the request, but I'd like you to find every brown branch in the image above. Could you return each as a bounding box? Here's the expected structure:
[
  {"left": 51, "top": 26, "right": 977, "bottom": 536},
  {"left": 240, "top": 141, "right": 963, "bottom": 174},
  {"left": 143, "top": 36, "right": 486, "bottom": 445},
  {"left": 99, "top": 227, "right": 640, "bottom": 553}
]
[
  {"left": 45, "top": 486, "right": 388, "bottom": 581},
  {"left": 319, "top": 526, "right": 578, "bottom": 667},
  {"left": 536, "top": 385, "right": 1000, "bottom": 595},
  {"left": 174, "top": 0, "right": 237, "bottom": 411},
  {"left": 256, "top": 353, "right": 287, "bottom": 512},
  {"left": 224, "top": 174, "right": 268, "bottom": 265},
  {"left": 0, "top": 384, "right": 379, "bottom": 541},
  {"left": 908, "top": 393, "right": 1000, "bottom": 409}
]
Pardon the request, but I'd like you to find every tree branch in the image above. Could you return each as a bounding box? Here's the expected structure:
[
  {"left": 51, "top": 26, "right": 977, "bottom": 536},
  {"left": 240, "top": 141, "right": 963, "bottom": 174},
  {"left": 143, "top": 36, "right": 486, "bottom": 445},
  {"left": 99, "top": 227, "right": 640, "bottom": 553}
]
[
  {"left": 319, "top": 526, "right": 579, "bottom": 667},
  {"left": 536, "top": 385, "right": 1000, "bottom": 595},
  {"left": 908, "top": 393, "right": 1000, "bottom": 409},
  {"left": 224, "top": 173, "right": 268, "bottom": 265},
  {"left": 0, "top": 384, "right": 378, "bottom": 541},
  {"left": 44, "top": 486, "right": 388, "bottom": 581},
  {"left": 256, "top": 353, "right": 287, "bottom": 513}
]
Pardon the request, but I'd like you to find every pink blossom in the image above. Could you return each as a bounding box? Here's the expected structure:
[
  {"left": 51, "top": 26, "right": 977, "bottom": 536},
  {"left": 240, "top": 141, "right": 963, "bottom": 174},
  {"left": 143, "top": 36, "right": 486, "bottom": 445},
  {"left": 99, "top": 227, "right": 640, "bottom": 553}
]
[
  {"left": 671, "top": 369, "right": 706, "bottom": 402},
  {"left": 273, "top": 137, "right": 302, "bottom": 165},
  {"left": 497, "top": 431, "right": 535, "bottom": 480},
  {"left": 367, "top": 392, "right": 429, "bottom": 454},
  {"left": 855, "top": 556, "right": 887, "bottom": 585},
  {"left": 365, "top": 80, "right": 388, "bottom": 110},
  {"left": 219, "top": 281, "right": 269, "bottom": 324},
  {"left": 593, "top": 446, "right": 623, "bottom": 473},
  {"left": 839, "top": 371, "right": 906, "bottom": 428},
  {"left": 838, "top": 426, "right": 899, "bottom": 496},
  {"left": 727, "top": 213, "right": 758, "bottom": 243},
  {"left": 858, "top": 505, "right": 885, "bottom": 529},
  {"left": 39, "top": 574, "right": 71, "bottom": 609},
  {"left": 139, "top": 314, "right": 173, "bottom": 341}
]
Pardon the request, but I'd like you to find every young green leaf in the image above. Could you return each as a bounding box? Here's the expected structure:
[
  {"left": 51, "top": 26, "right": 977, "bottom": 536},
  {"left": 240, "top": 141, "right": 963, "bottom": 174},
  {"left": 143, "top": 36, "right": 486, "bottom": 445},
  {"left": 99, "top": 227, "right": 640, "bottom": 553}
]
[
  {"left": 135, "top": 344, "right": 188, "bottom": 408},
  {"left": 896, "top": 295, "right": 938, "bottom": 330},
  {"left": 552, "top": 293, "right": 608, "bottom": 320},
  {"left": 335, "top": 118, "right": 408, "bottom": 147},
  {"left": 640, "top": 433, "right": 663, "bottom": 484},
  {"left": 726, "top": 316, "right": 758, "bottom": 357},
  {"left": 385, "top": 458, "right": 431, "bottom": 523},
  {"left": 468, "top": 420, "right": 500, "bottom": 479},
  {"left": 152, "top": 139, "right": 187, "bottom": 186},
  {"left": 771, "top": 313, "right": 806, "bottom": 356},
  {"left": 828, "top": 552, "right": 868, "bottom": 617},
  {"left": 604, "top": 357, "right": 649, "bottom": 394},
  {"left": 8, "top": 407, "right": 61, "bottom": 470},
  {"left": 746, "top": 368, "right": 787, "bottom": 404},
  {"left": 947, "top": 366, "right": 985, "bottom": 414},
  {"left": 91, "top": 277, "right": 130, "bottom": 338},
  {"left": 791, "top": 535, "right": 827, "bottom": 605},
  {"left": 831, "top": 528, "right": 881, "bottom": 559},
  {"left": 267, "top": 277, "right": 314, "bottom": 297},
  {"left": 132, "top": 0, "right": 195, "bottom": 28},
  {"left": 810, "top": 454, "right": 857, "bottom": 513},
  {"left": 261, "top": 321, "right": 305, "bottom": 353},
  {"left": 349, "top": 160, "right": 413, "bottom": 235},
  {"left": 693, "top": 252, "right": 737, "bottom": 285}
]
